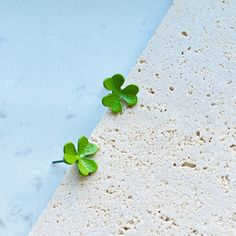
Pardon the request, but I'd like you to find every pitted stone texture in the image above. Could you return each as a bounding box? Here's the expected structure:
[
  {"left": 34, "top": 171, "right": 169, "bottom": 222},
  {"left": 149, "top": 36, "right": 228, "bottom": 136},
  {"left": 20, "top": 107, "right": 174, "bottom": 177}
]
[{"left": 29, "top": 0, "right": 236, "bottom": 235}]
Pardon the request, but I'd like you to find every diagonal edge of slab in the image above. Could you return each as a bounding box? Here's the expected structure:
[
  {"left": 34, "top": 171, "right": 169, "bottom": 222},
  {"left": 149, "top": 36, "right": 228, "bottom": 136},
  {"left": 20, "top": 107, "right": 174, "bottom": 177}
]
[{"left": 29, "top": 0, "right": 236, "bottom": 235}]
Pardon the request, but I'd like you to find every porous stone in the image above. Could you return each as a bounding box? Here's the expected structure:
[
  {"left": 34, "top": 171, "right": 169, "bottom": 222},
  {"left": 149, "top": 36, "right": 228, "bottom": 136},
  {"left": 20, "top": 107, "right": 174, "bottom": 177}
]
[{"left": 29, "top": 0, "right": 236, "bottom": 235}]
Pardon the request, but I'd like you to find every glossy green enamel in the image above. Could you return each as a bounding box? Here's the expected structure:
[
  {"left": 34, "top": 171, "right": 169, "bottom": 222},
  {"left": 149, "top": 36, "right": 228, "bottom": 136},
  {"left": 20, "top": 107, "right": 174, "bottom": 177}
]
[
  {"left": 102, "top": 74, "right": 139, "bottom": 113},
  {"left": 63, "top": 136, "right": 98, "bottom": 176}
]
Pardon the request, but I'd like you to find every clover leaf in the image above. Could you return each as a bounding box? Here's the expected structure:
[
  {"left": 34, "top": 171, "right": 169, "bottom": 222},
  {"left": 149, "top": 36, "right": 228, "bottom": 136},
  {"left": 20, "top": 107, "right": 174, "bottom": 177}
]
[
  {"left": 102, "top": 74, "right": 139, "bottom": 113},
  {"left": 63, "top": 136, "right": 98, "bottom": 176}
]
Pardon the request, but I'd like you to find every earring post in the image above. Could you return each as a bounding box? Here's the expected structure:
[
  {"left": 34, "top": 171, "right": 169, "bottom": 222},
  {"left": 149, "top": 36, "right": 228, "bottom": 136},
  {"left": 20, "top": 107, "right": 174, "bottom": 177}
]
[{"left": 52, "top": 160, "right": 64, "bottom": 164}]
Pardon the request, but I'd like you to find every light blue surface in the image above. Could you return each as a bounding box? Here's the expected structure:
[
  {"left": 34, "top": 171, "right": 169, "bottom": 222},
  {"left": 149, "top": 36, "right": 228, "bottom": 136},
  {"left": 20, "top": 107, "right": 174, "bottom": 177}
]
[{"left": 0, "top": 1, "right": 172, "bottom": 235}]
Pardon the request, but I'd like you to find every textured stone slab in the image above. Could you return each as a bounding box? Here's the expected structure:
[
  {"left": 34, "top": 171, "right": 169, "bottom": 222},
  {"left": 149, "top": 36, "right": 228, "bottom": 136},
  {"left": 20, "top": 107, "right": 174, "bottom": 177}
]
[{"left": 30, "top": 0, "right": 236, "bottom": 235}]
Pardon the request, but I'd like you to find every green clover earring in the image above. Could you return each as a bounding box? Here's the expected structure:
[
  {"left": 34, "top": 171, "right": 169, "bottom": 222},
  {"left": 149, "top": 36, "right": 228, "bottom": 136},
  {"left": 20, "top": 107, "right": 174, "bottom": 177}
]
[
  {"left": 102, "top": 74, "right": 139, "bottom": 113},
  {"left": 52, "top": 136, "right": 98, "bottom": 176}
]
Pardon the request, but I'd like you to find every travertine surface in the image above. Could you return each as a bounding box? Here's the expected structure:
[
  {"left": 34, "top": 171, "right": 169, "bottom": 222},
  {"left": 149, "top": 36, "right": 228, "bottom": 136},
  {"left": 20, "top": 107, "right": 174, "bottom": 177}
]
[{"left": 30, "top": 0, "right": 236, "bottom": 235}]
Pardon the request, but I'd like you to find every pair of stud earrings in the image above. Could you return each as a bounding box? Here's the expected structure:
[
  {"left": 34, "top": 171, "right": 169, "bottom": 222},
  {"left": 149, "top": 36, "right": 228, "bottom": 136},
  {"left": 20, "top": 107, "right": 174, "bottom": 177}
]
[{"left": 53, "top": 74, "right": 139, "bottom": 176}]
